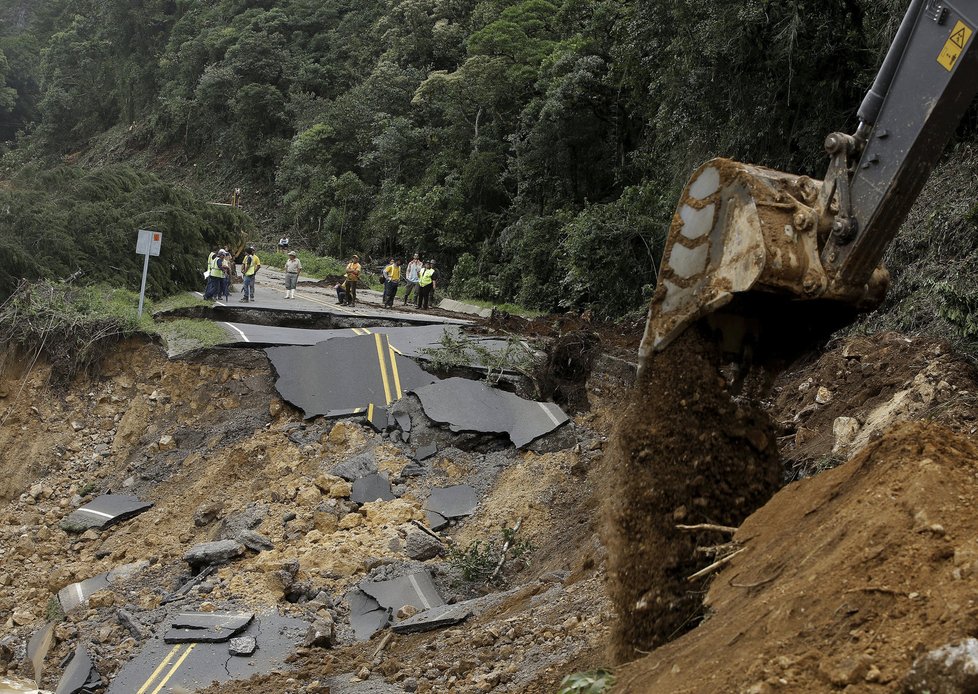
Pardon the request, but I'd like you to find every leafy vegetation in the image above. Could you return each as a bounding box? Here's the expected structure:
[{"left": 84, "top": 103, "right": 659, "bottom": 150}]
[
  {"left": 558, "top": 670, "right": 615, "bottom": 694},
  {"left": 0, "top": 280, "right": 230, "bottom": 381},
  {"left": 421, "top": 329, "right": 537, "bottom": 383},
  {"left": 0, "top": 164, "right": 249, "bottom": 300},
  {"left": 260, "top": 250, "right": 346, "bottom": 280},
  {"left": 0, "top": 0, "right": 976, "bottom": 331},
  {"left": 448, "top": 524, "right": 534, "bottom": 586}
]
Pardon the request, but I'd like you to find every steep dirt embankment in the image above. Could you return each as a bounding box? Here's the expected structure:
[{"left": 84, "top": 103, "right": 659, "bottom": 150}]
[{"left": 615, "top": 421, "right": 978, "bottom": 693}]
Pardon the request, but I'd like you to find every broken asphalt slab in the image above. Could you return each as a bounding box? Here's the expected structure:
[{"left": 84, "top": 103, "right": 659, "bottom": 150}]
[
  {"left": 60, "top": 494, "right": 153, "bottom": 532},
  {"left": 57, "top": 561, "right": 149, "bottom": 613},
  {"left": 347, "top": 589, "right": 390, "bottom": 641},
  {"left": 164, "top": 611, "right": 254, "bottom": 643},
  {"left": 424, "top": 485, "right": 478, "bottom": 520},
  {"left": 412, "top": 377, "right": 570, "bottom": 448},
  {"left": 391, "top": 602, "right": 473, "bottom": 635},
  {"left": 266, "top": 333, "right": 438, "bottom": 419},
  {"left": 360, "top": 571, "right": 444, "bottom": 615},
  {"left": 55, "top": 645, "right": 100, "bottom": 694},
  {"left": 351, "top": 473, "right": 395, "bottom": 504},
  {"left": 108, "top": 611, "right": 307, "bottom": 693}
]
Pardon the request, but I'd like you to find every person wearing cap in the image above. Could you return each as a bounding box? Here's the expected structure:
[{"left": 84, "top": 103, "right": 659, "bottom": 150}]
[
  {"left": 402, "top": 253, "right": 423, "bottom": 305},
  {"left": 343, "top": 254, "right": 362, "bottom": 307},
  {"left": 283, "top": 250, "right": 302, "bottom": 299},
  {"left": 417, "top": 260, "right": 437, "bottom": 310},
  {"left": 382, "top": 257, "right": 401, "bottom": 308},
  {"left": 240, "top": 246, "right": 261, "bottom": 302}
]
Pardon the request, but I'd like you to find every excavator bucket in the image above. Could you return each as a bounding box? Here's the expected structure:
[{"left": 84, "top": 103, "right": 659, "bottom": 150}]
[{"left": 638, "top": 158, "right": 887, "bottom": 371}]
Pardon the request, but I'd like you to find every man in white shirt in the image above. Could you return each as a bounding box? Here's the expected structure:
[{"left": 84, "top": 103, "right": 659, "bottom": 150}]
[{"left": 402, "top": 253, "right": 423, "bottom": 305}]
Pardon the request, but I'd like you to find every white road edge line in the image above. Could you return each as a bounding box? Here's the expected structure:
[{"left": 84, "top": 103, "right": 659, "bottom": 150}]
[
  {"left": 408, "top": 574, "right": 433, "bottom": 610},
  {"left": 76, "top": 508, "right": 114, "bottom": 519},
  {"left": 222, "top": 322, "right": 250, "bottom": 343},
  {"left": 538, "top": 402, "right": 563, "bottom": 427}
]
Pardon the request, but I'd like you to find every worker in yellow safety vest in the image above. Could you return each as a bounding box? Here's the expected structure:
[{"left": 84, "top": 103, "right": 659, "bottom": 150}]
[
  {"left": 241, "top": 246, "right": 260, "bottom": 301},
  {"left": 416, "top": 260, "right": 437, "bottom": 310},
  {"left": 204, "top": 249, "right": 226, "bottom": 300},
  {"left": 382, "top": 258, "right": 401, "bottom": 308}
]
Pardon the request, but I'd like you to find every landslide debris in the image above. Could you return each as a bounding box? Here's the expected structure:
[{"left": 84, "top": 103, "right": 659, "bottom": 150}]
[
  {"left": 603, "top": 327, "right": 781, "bottom": 661},
  {"left": 614, "top": 421, "right": 978, "bottom": 693}
]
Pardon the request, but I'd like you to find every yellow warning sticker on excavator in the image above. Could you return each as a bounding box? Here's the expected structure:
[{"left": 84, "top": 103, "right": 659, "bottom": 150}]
[{"left": 937, "top": 20, "right": 973, "bottom": 71}]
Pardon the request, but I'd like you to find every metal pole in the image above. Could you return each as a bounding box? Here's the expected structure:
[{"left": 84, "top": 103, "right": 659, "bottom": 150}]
[{"left": 137, "top": 250, "right": 150, "bottom": 317}]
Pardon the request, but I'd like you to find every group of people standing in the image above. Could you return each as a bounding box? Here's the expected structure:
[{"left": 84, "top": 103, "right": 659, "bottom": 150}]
[
  {"left": 380, "top": 254, "right": 438, "bottom": 309},
  {"left": 202, "top": 246, "right": 261, "bottom": 302},
  {"left": 335, "top": 253, "right": 437, "bottom": 309}
]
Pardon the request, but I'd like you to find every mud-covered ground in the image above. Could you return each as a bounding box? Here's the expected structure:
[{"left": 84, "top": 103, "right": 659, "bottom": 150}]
[{"left": 2, "top": 316, "right": 978, "bottom": 693}]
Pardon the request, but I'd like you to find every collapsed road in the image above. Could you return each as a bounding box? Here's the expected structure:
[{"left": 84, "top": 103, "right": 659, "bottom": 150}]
[{"left": 0, "top": 288, "right": 587, "bottom": 693}]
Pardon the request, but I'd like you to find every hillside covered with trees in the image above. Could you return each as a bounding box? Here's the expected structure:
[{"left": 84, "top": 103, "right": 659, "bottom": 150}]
[{"left": 1, "top": 0, "right": 977, "bottom": 322}]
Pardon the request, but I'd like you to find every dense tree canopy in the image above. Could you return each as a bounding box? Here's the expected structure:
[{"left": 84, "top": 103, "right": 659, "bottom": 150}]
[{"left": 0, "top": 0, "right": 972, "bottom": 315}]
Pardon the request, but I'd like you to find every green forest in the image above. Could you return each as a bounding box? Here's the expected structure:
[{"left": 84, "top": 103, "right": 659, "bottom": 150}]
[{"left": 1, "top": 0, "right": 977, "bottom": 325}]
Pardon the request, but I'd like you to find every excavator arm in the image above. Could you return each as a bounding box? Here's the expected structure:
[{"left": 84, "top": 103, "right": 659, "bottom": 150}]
[{"left": 639, "top": 0, "right": 978, "bottom": 375}]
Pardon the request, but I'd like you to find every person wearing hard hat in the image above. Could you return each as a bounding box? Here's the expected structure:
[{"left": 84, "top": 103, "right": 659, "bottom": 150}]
[
  {"left": 343, "top": 254, "right": 362, "bottom": 307},
  {"left": 283, "top": 250, "right": 302, "bottom": 299}
]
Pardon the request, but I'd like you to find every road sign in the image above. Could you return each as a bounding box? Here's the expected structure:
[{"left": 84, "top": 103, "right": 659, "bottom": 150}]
[
  {"left": 135, "top": 229, "right": 163, "bottom": 317},
  {"left": 136, "top": 229, "right": 162, "bottom": 257}
]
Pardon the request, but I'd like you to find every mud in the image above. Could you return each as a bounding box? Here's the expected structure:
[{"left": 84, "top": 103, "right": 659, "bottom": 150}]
[{"left": 603, "top": 326, "right": 781, "bottom": 661}]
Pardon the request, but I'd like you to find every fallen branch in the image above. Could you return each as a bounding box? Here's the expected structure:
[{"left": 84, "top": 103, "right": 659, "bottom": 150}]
[
  {"left": 687, "top": 547, "right": 746, "bottom": 582},
  {"left": 410, "top": 519, "right": 446, "bottom": 544},
  {"left": 372, "top": 631, "right": 393, "bottom": 658},
  {"left": 676, "top": 523, "right": 738, "bottom": 534},
  {"left": 696, "top": 542, "right": 738, "bottom": 557},
  {"left": 486, "top": 518, "right": 523, "bottom": 586}
]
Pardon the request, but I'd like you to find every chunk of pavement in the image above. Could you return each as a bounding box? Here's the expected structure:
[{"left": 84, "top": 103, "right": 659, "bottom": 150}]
[
  {"left": 347, "top": 589, "right": 390, "bottom": 641},
  {"left": 302, "top": 614, "right": 336, "bottom": 648},
  {"left": 183, "top": 540, "right": 245, "bottom": 569},
  {"left": 359, "top": 571, "right": 444, "bottom": 616},
  {"left": 902, "top": 638, "right": 978, "bottom": 693},
  {"left": 117, "top": 609, "right": 149, "bottom": 639},
  {"left": 229, "top": 636, "right": 258, "bottom": 657},
  {"left": 27, "top": 622, "right": 54, "bottom": 682},
  {"left": 413, "top": 377, "right": 570, "bottom": 447},
  {"left": 332, "top": 452, "right": 378, "bottom": 482},
  {"left": 405, "top": 532, "right": 443, "bottom": 561},
  {"left": 351, "top": 473, "right": 395, "bottom": 504},
  {"left": 393, "top": 410, "right": 411, "bottom": 434},
  {"left": 236, "top": 529, "right": 275, "bottom": 552},
  {"left": 55, "top": 644, "right": 101, "bottom": 694},
  {"left": 165, "top": 611, "right": 254, "bottom": 644},
  {"left": 60, "top": 494, "right": 153, "bottom": 533},
  {"left": 399, "top": 461, "right": 425, "bottom": 478},
  {"left": 58, "top": 572, "right": 110, "bottom": 612},
  {"left": 366, "top": 404, "right": 388, "bottom": 432},
  {"left": 424, "top": 485, "right": 478, "bottom": 520},
  {"left": 265, "top": 335, "right": 438, "bottom": 419},
  {"left": 413, "top": 443, "right": 437, "bottom": 462},
  {"left": 392, "top": 601, "right": 474, "bottom": 634},
  {"left": 426, "top": 511, "right": 448, "bottom": 531}
]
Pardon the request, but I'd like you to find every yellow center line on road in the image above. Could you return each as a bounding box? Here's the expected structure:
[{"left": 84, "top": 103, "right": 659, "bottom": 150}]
[
  {"left": 374, "top": 333, "right": 393, "bottom": 405},
  {"left": 149, "top": 643, "right": 196, "bottom": 694},
  {"left": 388, "top": 346, "right": 403, "bottom": 399},
  {"left": 135, "top": 644, "right": 183, "bottom": 694}
]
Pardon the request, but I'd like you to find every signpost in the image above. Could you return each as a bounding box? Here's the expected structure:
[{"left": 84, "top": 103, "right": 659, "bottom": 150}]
[{"left": 135, "top": 229, "right": 162, "bottom": 318}]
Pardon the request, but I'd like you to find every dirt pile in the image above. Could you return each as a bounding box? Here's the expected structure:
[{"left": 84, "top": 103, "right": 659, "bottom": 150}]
[
  {"left": 615, "top": 421, "right": 978, "bottom": 692},
  {"left": 772, "top": 332, "right": 978, "bottom": 477},
  {"left": 603, "top": 328, "right": 782, "bottom": 661}
]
